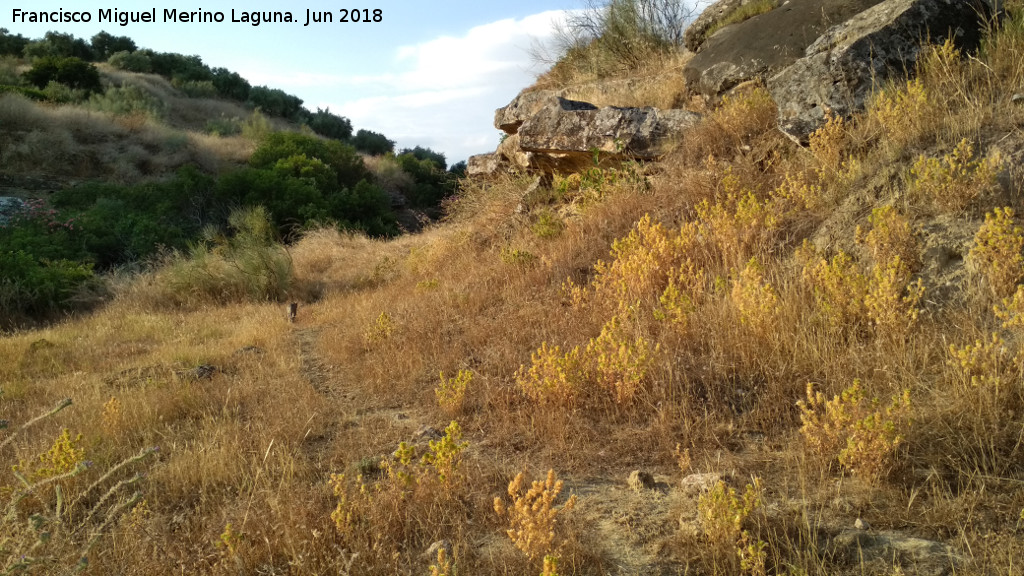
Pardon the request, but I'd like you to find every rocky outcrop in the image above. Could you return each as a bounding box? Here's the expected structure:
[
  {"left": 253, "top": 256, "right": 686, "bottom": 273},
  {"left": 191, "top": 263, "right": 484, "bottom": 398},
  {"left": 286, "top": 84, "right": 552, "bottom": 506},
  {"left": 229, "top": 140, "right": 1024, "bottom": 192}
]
[
  {"left": 466, "top": 153, "right": 504, "bottom": 177},
  {"left": 518, "top": 103, "right": 700, "bottom": 160},
  {"left": 768, "top": 0, "right": 992, "bottom": 143},
  {"left": 683, "top": 0, "right": 753, "bottom": 53},
  {"left": 476, "top": 92, "right": 701, "bottom": 177},
  {"left": 0, "top": 196, "right": 25, "bottom": 226},
  {"left": 495, "top": 91, "right": 597, "bottom": 135},
  {"left": 683, "top": 0, "right": 887, "bottom": 97}
]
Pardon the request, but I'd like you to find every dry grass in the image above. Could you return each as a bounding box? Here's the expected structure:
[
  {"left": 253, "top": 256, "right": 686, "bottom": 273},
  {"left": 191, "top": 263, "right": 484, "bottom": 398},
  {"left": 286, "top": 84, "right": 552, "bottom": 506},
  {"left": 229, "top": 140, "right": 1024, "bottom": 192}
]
[{"left": 4, "top": 11, "right": 1024, "bottom": 575}]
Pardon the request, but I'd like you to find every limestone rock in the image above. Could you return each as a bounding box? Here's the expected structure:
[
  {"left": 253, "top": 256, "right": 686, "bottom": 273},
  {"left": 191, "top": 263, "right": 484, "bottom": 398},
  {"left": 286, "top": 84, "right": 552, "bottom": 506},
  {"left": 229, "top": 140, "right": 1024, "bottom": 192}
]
[
  {"left": 466, "top": 153, "right": 505, "bottom": 177},
  {"left": 678, "top": 472, "right": 723, "bottom": 497},
  {"left": 769, "top": 0, "right": 991, "bottom": 143},
  {"left": 496, "top": 132, "right": 532, "bottom": 172},
  {"left": 518, "top": 103, "right": 700, "bottom": 161},
  {"left": 495, "top": 91, "right": 596, "bottom": 135},
  {"left": 683, "top": 0, "right": 887, "bottom": 97},
  {"left": 831, "top": 529, "right": 959, "bottom": 574}
]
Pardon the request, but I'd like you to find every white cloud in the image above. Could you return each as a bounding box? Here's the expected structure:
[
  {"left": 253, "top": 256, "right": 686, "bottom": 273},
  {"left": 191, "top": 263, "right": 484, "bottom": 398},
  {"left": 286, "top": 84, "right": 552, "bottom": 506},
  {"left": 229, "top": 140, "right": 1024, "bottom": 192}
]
[{"left": 324, "top": 10, "right": 571, "bottom": 163}]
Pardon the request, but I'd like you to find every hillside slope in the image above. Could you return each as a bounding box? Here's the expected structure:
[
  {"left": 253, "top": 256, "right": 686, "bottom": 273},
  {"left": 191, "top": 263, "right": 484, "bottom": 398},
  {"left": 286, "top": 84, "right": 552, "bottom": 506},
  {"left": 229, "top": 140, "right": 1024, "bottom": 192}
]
[{"left": 2, "top": 3, "right": 1024, "bottom": 576}]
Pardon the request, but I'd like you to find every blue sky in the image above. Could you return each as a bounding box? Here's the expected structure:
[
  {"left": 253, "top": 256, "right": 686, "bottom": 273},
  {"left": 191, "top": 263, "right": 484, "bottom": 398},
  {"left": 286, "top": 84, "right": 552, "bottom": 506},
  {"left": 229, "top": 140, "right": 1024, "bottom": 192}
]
[{"left": 4, "top": 1, "right": 580, "bottom": 163}]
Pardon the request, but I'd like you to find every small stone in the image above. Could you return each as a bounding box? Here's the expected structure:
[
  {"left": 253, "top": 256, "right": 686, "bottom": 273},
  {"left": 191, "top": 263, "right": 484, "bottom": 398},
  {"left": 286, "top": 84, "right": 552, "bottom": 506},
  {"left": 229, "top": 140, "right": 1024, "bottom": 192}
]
[
  {"left": 422, "top": 539, "right": 452, "bottom": 560},
  {"left": 627, "top": 470, "right": 657, "bottom": 492},
  {"left": 234, "top": 346, "right": 265, "bottom": 356},
  {"left": 415, "top": 426, "right": 443, "bottom": 441},
  {"left": 855, "top": 517, "right": 871, "bottom": 530},
  {"left": 678, "top": 472, "right": 722, "bottom": 497},
  {"left": 1012, "top": 93, "right": 1024, "bottom": 105},
  {"left": 177, "top": 364, "right": 217, "bottom": 382}
]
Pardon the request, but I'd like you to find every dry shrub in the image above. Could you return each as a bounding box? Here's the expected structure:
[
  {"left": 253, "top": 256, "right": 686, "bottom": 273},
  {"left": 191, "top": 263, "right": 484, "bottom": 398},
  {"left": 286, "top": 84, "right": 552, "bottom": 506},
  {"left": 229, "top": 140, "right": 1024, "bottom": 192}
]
[
  {"left": 494, "top": 469, "right": 577, "bottom": 561},
  {"left": 909, "top": 138, "right": 1001, "bottom": 212},
  {"left": 968, "top": 207, "right": 1024, "bottom": 298},
  {"left": 681, "top": 86, "right": 777, "bottom": 160},
  {"left": 798, "top": 381, "right": 911, "bottom": 483}
]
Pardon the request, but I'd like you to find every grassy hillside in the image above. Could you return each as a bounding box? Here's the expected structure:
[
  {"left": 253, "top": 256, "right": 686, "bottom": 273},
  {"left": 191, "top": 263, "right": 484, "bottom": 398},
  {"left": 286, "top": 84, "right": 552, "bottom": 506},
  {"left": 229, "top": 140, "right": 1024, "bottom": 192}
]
[
  {"left": 0, "top": 33, "right": 462, "bottom": 328},
  {"left": 2, "top": 4, "right": 1024, "bottom": 575}
]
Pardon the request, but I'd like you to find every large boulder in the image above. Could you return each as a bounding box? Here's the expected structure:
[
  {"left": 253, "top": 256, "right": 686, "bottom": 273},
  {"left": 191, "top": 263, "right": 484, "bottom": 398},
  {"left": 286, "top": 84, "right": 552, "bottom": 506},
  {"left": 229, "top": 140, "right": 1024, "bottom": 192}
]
[
  {"left": 768, "top": 0, "right": 991, "bottom": 143},
  {"left": 683, "top": 0, "right": 887, "bottom": 97},
  {"left": 518, "top": 101, "right": 701, "bottom": 161},
  {"left": 495, "top": 91, "right": 597, "bottom": 135},
  {"left": 466, "top": 153, "right": 505, "bottom": 177}
]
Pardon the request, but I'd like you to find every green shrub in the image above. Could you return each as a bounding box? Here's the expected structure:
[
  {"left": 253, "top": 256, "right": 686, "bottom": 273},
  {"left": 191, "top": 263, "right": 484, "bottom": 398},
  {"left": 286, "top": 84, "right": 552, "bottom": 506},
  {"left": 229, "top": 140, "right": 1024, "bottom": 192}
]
[
  {"left": 352, "top": 129, "right": 394, "bottom": 155},
  {"left": 204, "top": 115, "right": 243, "bottom": 136},
  {"left": 90, "top": 31, "right": 136, "bottom": 60},
  {"left": 0, "top": 85, "right": 47, "bottom": 101},
  {"left": 0, "top": 250, "right": 95, "bottom": 325},
  {"left": 211, "top": 67, "right": 250, "bottom": 100},
  {"left": 0, "top": 28, "right": 29, "bottom": 57},
  {"left": 157, "top": 206, "right": 293, "bottom": 306},
  {"left": 22, "top": 57, "right": 101, "bottom": 93},
  {"left": 23, "top": 32, "right": 95, "bottom": 61},
  {"left": 545, "top": 0, "right": 691, "bottom": 80},
  {"left": 107, "top": 50, "right": 152, "bottom": 73},
  {"left": 173, "top": 78, "right": 217, "bottom": 99},
  {"left": 87, "top": 84, "right": 164, "bottom": 117},
  {"left": 247, "top": 85, "right": 303, "bottom": 119},
  {"left": 250, "top": 132, "right": 371, "bottom": 190},
  {"left": 306, "top": 107, "right": 352, "bottom": 140}
]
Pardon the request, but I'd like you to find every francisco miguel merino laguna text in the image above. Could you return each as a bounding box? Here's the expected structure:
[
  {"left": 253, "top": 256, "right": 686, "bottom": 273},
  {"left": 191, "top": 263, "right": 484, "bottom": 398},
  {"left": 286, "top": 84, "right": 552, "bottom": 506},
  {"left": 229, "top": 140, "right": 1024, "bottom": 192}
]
[{"left": 10, "top": 8, "right": 383, "bottom": 26}]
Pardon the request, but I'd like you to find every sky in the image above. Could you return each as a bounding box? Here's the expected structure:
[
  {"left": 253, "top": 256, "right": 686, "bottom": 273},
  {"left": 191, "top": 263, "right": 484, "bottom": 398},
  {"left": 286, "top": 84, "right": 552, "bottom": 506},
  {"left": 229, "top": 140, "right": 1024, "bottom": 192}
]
[{"left": 3, "top": 1, "right": 585, "bottom": 164}]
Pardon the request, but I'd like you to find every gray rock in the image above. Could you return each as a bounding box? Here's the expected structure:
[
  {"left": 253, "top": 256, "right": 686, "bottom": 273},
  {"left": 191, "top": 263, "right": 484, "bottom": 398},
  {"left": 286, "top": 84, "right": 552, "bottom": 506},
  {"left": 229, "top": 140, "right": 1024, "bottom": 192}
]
[
  {"left": 518, "top": 103, "right": 701, "bottom": 161},
  {"left": 678, "top": 472, "right": 723, "bottom": 497},
  {"left": 1012, "top": 92, "right": 1024, "bottom": 105},
  {"left": 832, "top": 529, "right": 959, "bottom": 573},
  {"left": 684, "top": 0, "right": 752, "bottom": 53},
  {"left": 466, "top": 153, "right": 505, "bottom": 177},
  {"left": 684, "top": 0, "right": 887, "bottom": 96},
  {"left": 496, "top": 132, "right": 532, "bottom": 172},
  {"left": 176, "top": 364, "right": 217, "bottom": 382},
  {"left": 495, "top": 91, "right": 596, "bottom": 135},
  {"left": 0, "top": 197, "right": 26, "bottom": 226},
  {"left": 769, "top": 0, "right": 991, "bottom": 143}
]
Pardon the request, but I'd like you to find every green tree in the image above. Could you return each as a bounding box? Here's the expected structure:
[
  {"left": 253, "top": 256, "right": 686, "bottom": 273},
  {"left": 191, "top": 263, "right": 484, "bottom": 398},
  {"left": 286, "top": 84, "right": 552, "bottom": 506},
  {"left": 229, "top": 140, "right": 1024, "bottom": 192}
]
[
  {"left": 0, "top": 28, "right": 29, "bottom": 57},
  {"left": 306, "top": 107, "right": 353, "bottom": 140},
  {"left": 352, "top": 129, "right": 395, "bottom": 155},
  {"left": 23, "top": 32, "right": 95, "bottom": 61},
  {"left": 211, "top": 67, "right": 251, "bottom": 100},
  {"left": 90, "top": 31, "right": 137, "bottom": 60},
  {"left": 107, "top": 50, "right": 152, "bottom": 73},
  {"left": 22, "top": 57, "right": 102, "bottom": 93}
]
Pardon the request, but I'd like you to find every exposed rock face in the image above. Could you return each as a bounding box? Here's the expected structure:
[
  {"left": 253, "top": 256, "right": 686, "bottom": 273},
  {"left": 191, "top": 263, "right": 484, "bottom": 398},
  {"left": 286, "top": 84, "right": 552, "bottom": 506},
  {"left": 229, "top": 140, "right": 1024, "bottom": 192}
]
[
  {"left": 466, "top": 153, "right": 504, "bottom": 177},
  {"left": 482, "top": 92, "right": 701, "bottom": 176},
  {"left": 518, "top": 103, "right": 700, "bottom": 161},
  {"left": 683, "top": 0, "right": 752, "bottom": 53},
  {"left": 0, "top": 196, "right": 26, "bottom": 226},
  {"left": 769, "top": 0, "right": 991, "bottom": 143},
  {"left": 495, "top": 91, "right": 597, "bottom": 135},
  {"left": 683, "top": 0, "right": 887, "bottom": 96}
]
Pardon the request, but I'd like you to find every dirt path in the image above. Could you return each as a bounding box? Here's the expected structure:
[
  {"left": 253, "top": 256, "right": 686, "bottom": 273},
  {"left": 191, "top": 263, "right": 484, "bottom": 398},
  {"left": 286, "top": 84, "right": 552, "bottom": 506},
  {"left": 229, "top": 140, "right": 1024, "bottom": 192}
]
[{"left": 572, "top": 476, "right": 685, "bottom": 575}]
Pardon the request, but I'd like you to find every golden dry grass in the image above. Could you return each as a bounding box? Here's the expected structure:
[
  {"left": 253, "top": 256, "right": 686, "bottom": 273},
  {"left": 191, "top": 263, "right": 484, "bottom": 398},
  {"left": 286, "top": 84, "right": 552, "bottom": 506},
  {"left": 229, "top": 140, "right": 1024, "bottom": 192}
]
[{"left": 4, "top": 11, "right": 1024, "bottom": 576}]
